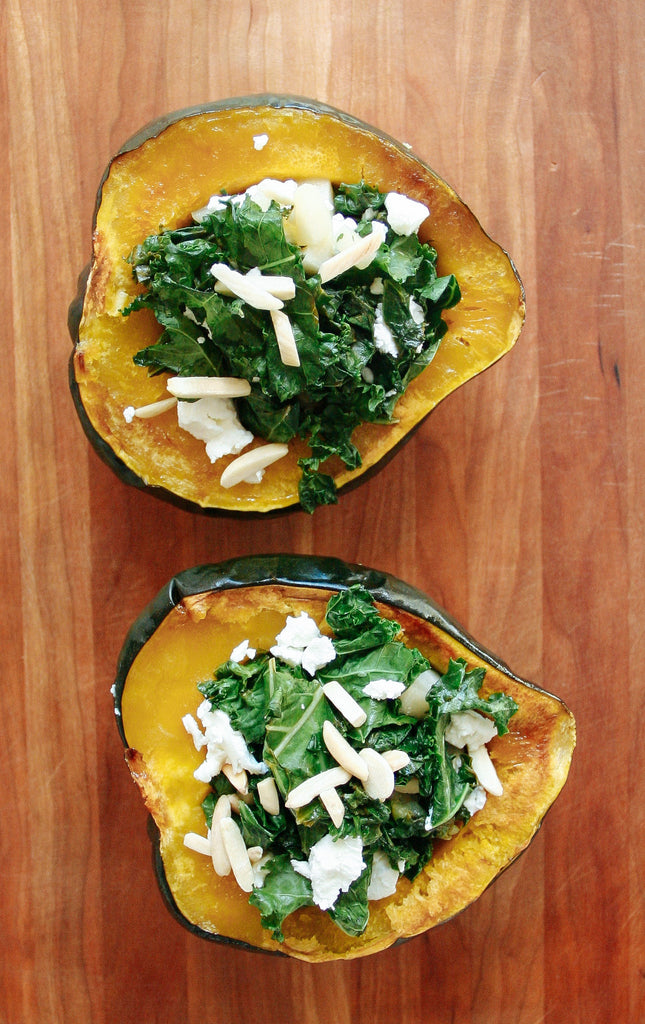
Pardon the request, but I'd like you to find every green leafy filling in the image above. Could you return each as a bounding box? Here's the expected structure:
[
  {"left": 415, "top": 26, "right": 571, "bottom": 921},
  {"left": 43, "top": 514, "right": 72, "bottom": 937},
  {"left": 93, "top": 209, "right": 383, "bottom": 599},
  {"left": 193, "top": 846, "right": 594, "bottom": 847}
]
[
  {"left": 123, "top": 181, "right": 460, "bottom": 511},
  {"left": 193, "top": 585, "right": 518, "bottom": 942}
]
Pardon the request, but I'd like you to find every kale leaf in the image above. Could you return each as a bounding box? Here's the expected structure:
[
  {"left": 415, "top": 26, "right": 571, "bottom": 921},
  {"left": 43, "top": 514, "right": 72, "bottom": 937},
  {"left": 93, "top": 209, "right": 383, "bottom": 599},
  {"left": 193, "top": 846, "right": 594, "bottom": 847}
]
[{"left": 124, "top": 181, "right": 460, "bottom": 510}]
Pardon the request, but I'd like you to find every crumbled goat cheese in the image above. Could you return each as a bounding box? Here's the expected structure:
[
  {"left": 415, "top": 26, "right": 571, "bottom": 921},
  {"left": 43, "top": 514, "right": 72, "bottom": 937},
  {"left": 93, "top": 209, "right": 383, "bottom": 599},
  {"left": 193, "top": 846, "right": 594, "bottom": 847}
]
[
  {"left": 292, "top": 834, "right": 366, "bottom": 910},
  {"left": 123, "top": 405, "right": 135, "bottom": 423},
  {"left": 445, "top": 710, "right": 502, "bottom": 795},
  {"left": 184, "top": 701, "right": 267, "bottom": 784},
  {"left": 362, "top": 678, "right": 406, "bottom": 700},
  {"left": 253, "top": 133, "right": 269, "bottom": 150},
  {"left": 274, "top": 611, "right": 322, "bottom": 649},
  {"left": 464, "top": 784, "right": 487, "bottom": 816},
  {"left": 176, "top": 396, "right": 253, "bottom": 463},
  {"left": 373, "top": 303, "right": 399, "bottom": 357},
  {"left": 444, "top": 710, "right": 498, "bottom": 751},
  {"left": 409, "top": 295, "right": 425, "bottom": 325},
  {"left": 354, "top": 220, "right": 387, "bottom": 269},
  {"left": 366, "top": 849, "right": 400, "bottom": 901},
  {"left": 301, "top": 635, "right": 337, "bottom": 676},
  {"left": 270, "top": 612, "right": 336, "bottom": 674},
  {"left": 384, "top": 192, "right": 430, "bottom": 236},
  {"left": 332, "top": 212, "right": 359, "bottom": 250},
  {"left": 230, "top": 639, "right": 256, "bottom": 663}
]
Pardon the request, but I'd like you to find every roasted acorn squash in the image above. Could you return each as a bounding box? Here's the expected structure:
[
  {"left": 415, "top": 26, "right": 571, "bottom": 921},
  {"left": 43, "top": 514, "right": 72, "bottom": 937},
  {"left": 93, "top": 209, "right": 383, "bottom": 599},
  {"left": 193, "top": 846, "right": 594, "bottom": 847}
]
[
  {"left": 69, "top": 95, "right": 525, "bottom": 514},
  {"left": 114, "top": 555, "right": 575, "bottom": 961}
]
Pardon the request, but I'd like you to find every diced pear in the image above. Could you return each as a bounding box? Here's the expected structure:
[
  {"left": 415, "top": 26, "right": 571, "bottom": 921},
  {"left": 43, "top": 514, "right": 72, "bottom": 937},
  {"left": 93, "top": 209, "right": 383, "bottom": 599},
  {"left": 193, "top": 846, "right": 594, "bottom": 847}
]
[{"left": 284, "top": 181, "right": 335, "bottom": 271}]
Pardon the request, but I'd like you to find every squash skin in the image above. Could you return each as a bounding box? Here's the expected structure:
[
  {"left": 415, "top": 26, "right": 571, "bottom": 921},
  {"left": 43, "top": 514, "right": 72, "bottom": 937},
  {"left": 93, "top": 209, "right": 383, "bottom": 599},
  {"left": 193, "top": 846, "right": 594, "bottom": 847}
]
[
  {"left": 115, "top": 555, "right": 575, "bottom": 961},
  {"left": 70, "top": 95, "right": 525, "bottom": 515}
]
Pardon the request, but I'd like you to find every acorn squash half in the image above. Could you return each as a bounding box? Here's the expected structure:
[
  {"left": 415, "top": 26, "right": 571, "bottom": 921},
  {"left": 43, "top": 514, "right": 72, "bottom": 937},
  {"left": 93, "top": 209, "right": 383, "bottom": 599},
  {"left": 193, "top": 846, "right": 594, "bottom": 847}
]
[
  {"left": 114, "top": 555, "right": 575, "bottom": 961},
  {"left": 69, "top": 95, "right": 525, "bottom": 514}
]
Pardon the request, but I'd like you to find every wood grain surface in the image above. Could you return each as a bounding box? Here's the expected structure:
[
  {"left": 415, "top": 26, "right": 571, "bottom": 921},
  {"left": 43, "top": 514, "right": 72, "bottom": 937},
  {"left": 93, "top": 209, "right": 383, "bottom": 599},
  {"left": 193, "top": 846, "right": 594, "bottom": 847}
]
[{"left": 2, "top": 1, "right": 643, "bottom": 1021}]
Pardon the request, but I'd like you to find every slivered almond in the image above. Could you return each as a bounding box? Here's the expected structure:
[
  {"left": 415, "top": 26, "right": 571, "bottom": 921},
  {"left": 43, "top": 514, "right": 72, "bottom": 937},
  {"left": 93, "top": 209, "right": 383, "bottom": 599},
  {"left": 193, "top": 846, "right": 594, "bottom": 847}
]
[
  {"left": 360, "top": 747, "right": 395, "bottom": 801},
  {"left": 210, "top": 794, "right": 232, "bottom": 876},
  {"left": 227, "top": 792, "right": 253, "bottom": 813},
  {"left": 222, "top": 763, "right": 249, "bottom": 793},
  {"left": 320, "top": 787, "right": 345, "bottom": 828},
  {"left": 470, "top": 745, "right": 503, "bottom": 796},
  {"left": 381, "top": 749, "right": 411, "bottom": 772},
  {"left": 270, "top": 308, "right": 300, "bottom": 366},
  {"left": 214, "top": 270, "right": 296, "bottom": 301},
  {"left": 130, "top": 396, "right": 178, "bottom": 419},
  {"left": 219, "top": 817, "right": 254, "bottom": 892},
  {"left": 210, "top": 262, "right": 284, "bottom": 310},
  {"left": 183, "top": 832, "right": 211, "bottom": 856},
  {"left": 322, "top": 681, "right": 367, "bottom": 728},
  {"left": 257, "top": 776, "right": 280, "bottom": 815},
  {"left": 166, "top": 376, "right": 251, "bottom": 399},
  {"left": 247, "top": 269, "right": 296, "bottom": 300},
  {"left": 219, "top": 443, "right": 289, "bottom": 489},
  {"left": 318, "top": 227, "right": 384, "bottom": 284},
  {"left": 285, "top": 766, "right": 351, "bottom": 809},
  {"left": 322, "top": 720, "right": 369, "bottom": 781}
]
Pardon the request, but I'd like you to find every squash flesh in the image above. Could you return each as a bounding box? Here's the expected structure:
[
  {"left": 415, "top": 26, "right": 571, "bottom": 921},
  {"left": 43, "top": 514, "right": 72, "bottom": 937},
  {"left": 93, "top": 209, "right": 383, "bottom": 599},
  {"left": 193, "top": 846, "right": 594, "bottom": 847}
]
[
  {"left": 73, "top": 99, "right": 525, "bottom": 512},
  {"left": 120, "top": 581, "right": 574, "bottom": 962}
]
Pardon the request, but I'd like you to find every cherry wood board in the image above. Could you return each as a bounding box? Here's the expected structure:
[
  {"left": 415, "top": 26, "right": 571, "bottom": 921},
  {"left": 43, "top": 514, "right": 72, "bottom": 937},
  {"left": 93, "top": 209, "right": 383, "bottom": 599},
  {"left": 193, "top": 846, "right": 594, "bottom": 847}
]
[{"left": 2, "top": 1, "right": 643, "bottom": 1021}]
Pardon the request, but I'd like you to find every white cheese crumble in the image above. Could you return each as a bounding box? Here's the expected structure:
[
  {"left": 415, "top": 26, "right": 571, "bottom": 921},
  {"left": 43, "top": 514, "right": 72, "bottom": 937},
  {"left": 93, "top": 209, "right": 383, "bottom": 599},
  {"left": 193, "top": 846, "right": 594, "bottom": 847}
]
[
  {"left": 464, "top": 784, "right": 487, "bottom": 816},
  {"left": 253, "top": 133, "right": 269, "bottom": 150},
  {"left": 230, "top": 639, "right": 256, "bottom": 663},
  {"left": 445, "top": 710, "right": 502, "bottom": 795},
  {"left": 384, "top": 191, "right": 430, "bottom": 236},
  {"left": 445, "top": 710, "right": 498, "bottom": 750},
  {"left": 123, "top": 405, "right": 135, "bottom": 423},
  {"left": 373, "top": 303, "right": 398, "bottom": 357},
  {"left": 362, "top": 678, "right": 406, "bottom": 700},
  {"left": 369, "top": 276, "right": 384, "bottom": 295},
  {"left": 366, "top": 849, "right": 400, "bottom": 900},
  {"left": 291, "top": 834, "right": 366, "bottom": 910},
  {"left": 409, "top": 295, "right": 425, "bottom": 325},
  {"left": 176, "top": 396, "right": 253, "bottom": 464},
  {"left": 270, "top": 611, "right": 336, "bottom": 675},
  {"left": 183, "top": 701, "right": 267, "bottom": 784}
]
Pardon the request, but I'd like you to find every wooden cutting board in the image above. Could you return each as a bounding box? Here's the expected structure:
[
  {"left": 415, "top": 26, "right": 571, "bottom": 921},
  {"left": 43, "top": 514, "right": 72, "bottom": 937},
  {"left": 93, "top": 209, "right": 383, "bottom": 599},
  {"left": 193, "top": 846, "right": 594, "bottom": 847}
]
[{"left": 2, "top": 1, "right": 642, "bottom": 1021}]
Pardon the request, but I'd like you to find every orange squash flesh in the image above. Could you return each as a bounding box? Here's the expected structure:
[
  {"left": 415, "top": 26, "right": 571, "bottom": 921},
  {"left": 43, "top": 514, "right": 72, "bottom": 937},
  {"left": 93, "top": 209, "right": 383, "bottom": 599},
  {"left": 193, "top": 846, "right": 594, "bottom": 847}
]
[
  {"left": 71, "top": 96, "right": 525, "bottom": 513},
  {"left": 116, "top": 558, "right": 574, "bottom": 961}
]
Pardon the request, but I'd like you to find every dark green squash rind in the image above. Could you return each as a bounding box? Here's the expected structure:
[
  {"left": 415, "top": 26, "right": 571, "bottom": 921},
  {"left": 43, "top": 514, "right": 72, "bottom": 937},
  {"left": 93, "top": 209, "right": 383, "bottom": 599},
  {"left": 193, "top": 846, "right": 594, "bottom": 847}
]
[
  {"left": 69, "top": 95, "right": 525, "bottom": 516},
  {"left": 114, "top": 555, "right": 574, "bottom": 954}
]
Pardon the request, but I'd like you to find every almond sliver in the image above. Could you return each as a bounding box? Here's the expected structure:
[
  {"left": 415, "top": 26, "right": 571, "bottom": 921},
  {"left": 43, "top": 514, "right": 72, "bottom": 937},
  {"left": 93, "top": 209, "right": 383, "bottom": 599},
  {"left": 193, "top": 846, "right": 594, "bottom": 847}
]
[
  {"left": 166, "top": 376, "right": 251, "bottom": 399},
  {"left": 318, "top": 227, "right": 384, "bottom": 284},
  {"left": 183, "top": 832, "right": 212, "bottom": 856},
  {"left": 210, "top": 262, "right": 284, "bottom": 310},
  {"left": 219, "top": 817, "right": 255, "bottom": 892},
  {"left": 257, "top": 776, "right": 281, "bottom": 816},
  {"left": 381, "top": 749, "right": 411, "bottom": 772},
  {"left": 270, "top": 309, "right": 300, "bottom": 366},
  {"left": 215, "top": 270, "right": 296, "bottom": 301},
  {"left": 210, "top": 794, "right": 232, "bottom": 876},
  {"left": 323, "top": 720, "right": 369, "bottom": 781},
  {"left": 129, "top": 396, "right": 178, "bottom": 419},
  {"left": 219, "top": 443, "right": 289, "bottom": 489},
  {"left": 322, "top": 681, "right": 367, "bottom": 728},
  {"left": 320, "top": 787, "right": 345, "bottom": 827},
  {"left": 360, "top": 747, "right": 395, "bottom": 801},
  {"left": 285, "top": 766, "right": 351, "bottom": 809}
]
